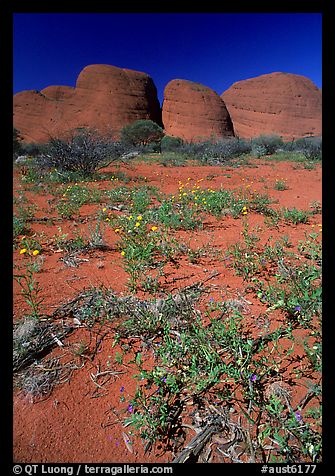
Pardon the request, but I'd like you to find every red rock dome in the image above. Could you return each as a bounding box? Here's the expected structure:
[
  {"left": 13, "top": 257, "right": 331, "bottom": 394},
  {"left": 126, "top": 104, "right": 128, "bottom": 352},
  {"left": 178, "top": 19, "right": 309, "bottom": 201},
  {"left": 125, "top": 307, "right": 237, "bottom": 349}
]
[
  {"left": 162, "top": 79, "right": 234, "bottom": 142},
  {"left": 13, "top": 64, "right": 162, "bottom": 143},
  {"left": 221, "top": 72, "right": 321, "bottom": 141}
]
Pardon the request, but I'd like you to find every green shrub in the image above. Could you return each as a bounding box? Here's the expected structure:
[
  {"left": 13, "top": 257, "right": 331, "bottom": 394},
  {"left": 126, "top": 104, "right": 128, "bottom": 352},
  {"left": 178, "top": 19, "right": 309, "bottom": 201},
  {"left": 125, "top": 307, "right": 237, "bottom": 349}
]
[
  {"left": 13, "top": 128, "right": 23, "bottom": 158},
  {"left": 274, "top": 180, "right": 289, "bottom": 191},
  {"left": 296, "top": 137, "right": 322, "bottom": 161},
  {"left": 159, "top": 152, "right": 187, "bottom": 166},
  {"left": 252, "top": 135, "right": 284, "bottom": 155},
  {"left": 121, "top": 120, "right": 164, "bottom": 148},
  {"left": 160, "top": 135, "right": 183, "bottom": 152},
  {"left": 283, "top": 137, "right": 322, "bottom": 161},
  {"left": 282, "top": 207, "right": 310, "bottom": 224},
  {"left": 21, "top": 142, "right": 48, "bottom": 157},
  {"left": 177, "top": 141, "right": 211, "bottom": 160},
  {"left": 36, "top": 128, "right": 127, "bottom": 176},
  {"left": 202, "top": 138, "right": 252, "bottom": 163},
  {"left": 252, "top": 144, "right": 267, "bottom": 158}
]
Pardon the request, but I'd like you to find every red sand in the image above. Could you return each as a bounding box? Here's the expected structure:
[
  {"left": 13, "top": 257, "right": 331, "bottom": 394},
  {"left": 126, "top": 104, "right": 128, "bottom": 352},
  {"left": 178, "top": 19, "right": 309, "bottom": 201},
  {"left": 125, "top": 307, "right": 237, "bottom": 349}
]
[{"left": 13, "top": 158, "right": 322, "bottom": 463}]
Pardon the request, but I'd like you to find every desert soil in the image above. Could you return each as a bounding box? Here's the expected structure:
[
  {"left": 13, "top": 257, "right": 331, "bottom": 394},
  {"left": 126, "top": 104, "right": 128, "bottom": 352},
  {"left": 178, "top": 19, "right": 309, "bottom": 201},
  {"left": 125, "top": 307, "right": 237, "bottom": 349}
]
[{"left": 13, "top": 157, "right": 322, "bottom": 463}]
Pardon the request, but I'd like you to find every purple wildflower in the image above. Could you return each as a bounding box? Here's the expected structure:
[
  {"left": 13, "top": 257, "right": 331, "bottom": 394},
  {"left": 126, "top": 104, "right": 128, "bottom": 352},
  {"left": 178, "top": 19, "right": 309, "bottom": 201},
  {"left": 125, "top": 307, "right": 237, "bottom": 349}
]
[
  {"left": 127, "top": 404, "right": 134, "bottom": 413},
  {"left": 295, "top": 411, "right": 303, "bottom": 422},
  {"left": 249, "top": 374, "right": 258, "bottom": 383},
  {"left": 294, "top": 305, "right": 302, "bottom": 312},
  {"left": 120, "top": 386, "right": 125, "bottom": 393}
]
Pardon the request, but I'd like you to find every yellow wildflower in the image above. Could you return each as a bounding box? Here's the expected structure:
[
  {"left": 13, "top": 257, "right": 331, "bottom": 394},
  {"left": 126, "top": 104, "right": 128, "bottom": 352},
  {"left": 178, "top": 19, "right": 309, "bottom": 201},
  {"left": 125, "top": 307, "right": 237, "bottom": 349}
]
[
  {"left": 151, "top": 226, "right": 158, "bottom": 232},
  {"left": 137, "top": 215, "right": 143, "bottom": 221},
  {"left": 135, "top": 222, "right": 141, "bottom": 227},
  {"left": 115, "top": 228, "right": 121, "bottom": 233},
  {"left": 121, "top": 251, "right": 125, "bottom": 256},
  {"left": 32, "top": 249, "right": 40, "bottom": 256},
  {"left": 102, "top": 207, "right": 107, "bottom": 212},
  {"left": 19, "top": 248, "right": 27, "bottom": 254}
]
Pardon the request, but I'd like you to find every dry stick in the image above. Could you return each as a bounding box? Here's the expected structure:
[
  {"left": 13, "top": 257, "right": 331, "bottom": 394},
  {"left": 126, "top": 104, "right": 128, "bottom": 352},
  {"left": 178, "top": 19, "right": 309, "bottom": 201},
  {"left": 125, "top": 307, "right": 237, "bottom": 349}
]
[
  {"left": 168, "top": 270, "right": 220, "bottom": 291},
  {"left": 13, "top": 326, "right": 74, "bottom": 372},
  {"left": 293, "top": 387, "right": 320, "bottom": 412},
  {"left": 95, "top": 370, "right": 125, "bottom": 378},
  {"left": 90, "top": 373, "right": 108, "bottom": 389},
  {"left": 251, "top": 328, "right": 288, "bottom": 353},
  {"left": 245, "top": 428, "right": 256, "bottom": 463},
  {"left": 199, "top": 443, "right": 213, "bottom": 463},
  {"left": 172, "top": 422, "right": 221, "bottom": 463},
  {"left": 216, "top": 447, "right": 245, "bottom": 463}
]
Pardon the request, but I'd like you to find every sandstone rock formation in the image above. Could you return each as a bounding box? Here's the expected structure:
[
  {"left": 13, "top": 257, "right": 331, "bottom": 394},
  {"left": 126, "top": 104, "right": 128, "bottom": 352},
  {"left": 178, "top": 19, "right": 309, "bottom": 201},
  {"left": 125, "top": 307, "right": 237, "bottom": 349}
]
[
  {"left": 221, "top": 72, "right": 321, "bottom": 141},
  {"left": 13, "top": 64, "right": 162, "bottom": 143},
  {"left": 162, "top": 79, "right": 234, "bottom": 142}
]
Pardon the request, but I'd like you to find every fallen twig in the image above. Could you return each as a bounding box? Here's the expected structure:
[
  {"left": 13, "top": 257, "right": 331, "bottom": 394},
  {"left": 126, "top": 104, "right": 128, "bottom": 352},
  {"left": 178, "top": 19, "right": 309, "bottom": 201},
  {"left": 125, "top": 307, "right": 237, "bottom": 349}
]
[{"left": 172, "top": 421, "right": 222, "bottom": 463}]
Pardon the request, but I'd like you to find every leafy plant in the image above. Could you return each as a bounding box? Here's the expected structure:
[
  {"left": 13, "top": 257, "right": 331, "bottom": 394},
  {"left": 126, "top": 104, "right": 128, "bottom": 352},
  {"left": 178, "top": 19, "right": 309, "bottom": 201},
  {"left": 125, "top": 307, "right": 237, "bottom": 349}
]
[
  {"left": 159, "top": 152, "right": 187, "bottom": 167},
  {"left": 13, "top": 215, "right": 30, "bottom": 240},
  {"left": 13, "top": 128, "right": 23, "bottom": 157},
  {"left": 150, "top": 199, "right": 202, "bottom": 230},
  {"left": 121, "top": 120, "right": 164, "bottom": 148},
  {"left": 14, "top": 261, "right": 44, "bottom": 320},
  {"left": 251, "top": 134, "right": 284, "bottom": 155},
  {"left": 56, "top": 200, "right": 81, "bottom": 219},
  {"left": 294, "top": 137, "right": 322, "bottom": 161},
  {"left": 282, "top": 207, "right": 310, "bottom": 224},
  {"left": 160, "top": 135, "right": 183, "bottom": 152},
  {"left": 201, "top": 138, "right": 252, "bottom": 164},
  {"left": 274, "top": 179, "right": 289, "bottom": 191}
]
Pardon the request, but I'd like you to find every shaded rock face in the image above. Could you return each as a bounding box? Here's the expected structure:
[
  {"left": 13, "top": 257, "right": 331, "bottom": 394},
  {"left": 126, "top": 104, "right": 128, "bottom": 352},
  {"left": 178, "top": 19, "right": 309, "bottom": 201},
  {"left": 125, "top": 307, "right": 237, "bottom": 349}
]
[
  {"left": 13, "top": 64, "right": 162, "bottom": 143},
  {"left": 222, "top": 72, "right": 322, "bottom": 141},
  {"left": 162, "top": 79, "right": 234, "bottom": 142}
]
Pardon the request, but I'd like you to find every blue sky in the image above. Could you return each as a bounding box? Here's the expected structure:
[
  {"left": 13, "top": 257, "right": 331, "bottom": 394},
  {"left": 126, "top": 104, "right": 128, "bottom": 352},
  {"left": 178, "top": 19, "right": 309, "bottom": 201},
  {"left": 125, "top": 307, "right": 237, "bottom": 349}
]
[{"left": 13, "top": 13, "right": 322, "bottom": 104}]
